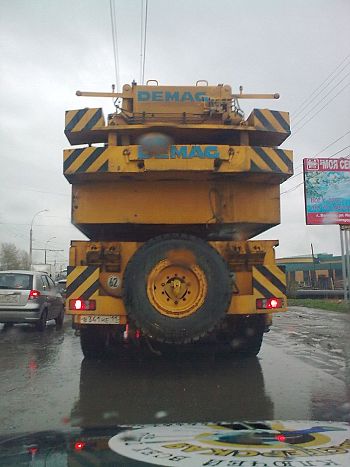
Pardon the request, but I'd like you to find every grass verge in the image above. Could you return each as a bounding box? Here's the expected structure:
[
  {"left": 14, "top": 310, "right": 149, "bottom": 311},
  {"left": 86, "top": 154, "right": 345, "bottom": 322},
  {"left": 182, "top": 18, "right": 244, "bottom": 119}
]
[{"left": 288, "top": 298, "right": 350, "bottom": 312}]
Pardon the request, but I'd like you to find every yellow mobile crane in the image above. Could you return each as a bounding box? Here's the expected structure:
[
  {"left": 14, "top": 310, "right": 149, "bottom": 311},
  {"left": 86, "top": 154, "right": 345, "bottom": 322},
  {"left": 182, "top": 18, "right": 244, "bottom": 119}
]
[{"left": 64, "top": 80, "right": 293, "bottom": 358}]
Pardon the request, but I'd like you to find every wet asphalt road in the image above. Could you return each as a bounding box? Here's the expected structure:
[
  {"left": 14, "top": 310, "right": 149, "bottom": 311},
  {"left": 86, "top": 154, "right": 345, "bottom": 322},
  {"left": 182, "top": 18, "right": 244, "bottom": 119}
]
[{"left": 1, "top": 307, "right": 350, "bottom": 436}]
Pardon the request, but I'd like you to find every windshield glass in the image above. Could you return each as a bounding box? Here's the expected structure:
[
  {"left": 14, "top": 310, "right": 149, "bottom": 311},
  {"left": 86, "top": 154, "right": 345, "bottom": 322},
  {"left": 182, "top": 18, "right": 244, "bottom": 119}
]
[
  {"left": 0, "top": 1, "right": 350, "bottom": 466},
  {"left": 0, "top": 273, "right": 33, "bottom": 290}
]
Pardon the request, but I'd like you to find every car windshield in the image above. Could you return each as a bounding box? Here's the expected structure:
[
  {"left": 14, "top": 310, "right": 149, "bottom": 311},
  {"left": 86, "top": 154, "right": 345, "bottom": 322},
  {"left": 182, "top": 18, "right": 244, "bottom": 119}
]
[
  {"left": 0, "top": 273, "right": 33, "bottom": 290},
  {"left": 1, "top": 1, "right": 350, "bottom": 466}
]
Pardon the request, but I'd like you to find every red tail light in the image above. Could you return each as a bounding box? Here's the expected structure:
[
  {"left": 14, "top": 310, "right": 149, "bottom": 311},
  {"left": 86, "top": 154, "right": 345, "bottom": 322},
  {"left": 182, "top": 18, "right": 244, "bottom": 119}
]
[
  {"left": 74, "top": 441, "right": 86, "bottom": 450},
  {"left": 29, "top": 289, "right": 41, "bottom": 300},
  {"left": 69, "top": 299, "right": 96, "bottom": 311},
  {"left": 275, "top": 434, "right": 286, "bottom": 442},
  {"left": 27, "top": 446, "right": 38, "bottom": 455},
  {"left": 256, "top": 298, "right": 283, "bottom": 309}
]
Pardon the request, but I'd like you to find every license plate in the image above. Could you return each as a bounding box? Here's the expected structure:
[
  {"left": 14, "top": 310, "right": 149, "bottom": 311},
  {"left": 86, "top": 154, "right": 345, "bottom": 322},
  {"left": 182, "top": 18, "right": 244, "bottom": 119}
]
[
  {"left": 79, "top": 315, "right": 120, "bottom": 324},
  {"left": 0, "top": 294, "right": 18, "bottom": 304}
]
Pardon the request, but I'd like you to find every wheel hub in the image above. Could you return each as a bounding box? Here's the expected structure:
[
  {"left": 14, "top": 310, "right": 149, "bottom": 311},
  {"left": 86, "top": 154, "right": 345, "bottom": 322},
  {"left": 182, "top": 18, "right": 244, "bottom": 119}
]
[{"left": 147, "top": 259, "right": 207, "bottom": 318}]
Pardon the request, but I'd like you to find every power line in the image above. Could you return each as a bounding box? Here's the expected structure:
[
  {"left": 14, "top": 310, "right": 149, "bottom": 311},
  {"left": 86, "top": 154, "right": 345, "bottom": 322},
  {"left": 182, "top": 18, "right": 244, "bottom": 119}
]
[
  {"left": 328, "top": 144, "right": 350, "bottom": 159},
  {"left": 281, "top": 181, "right": 304, "bottom": 196},
  {"left": 281, "top": 144, "right": 350, "bottom": 191},
  {"left": 139, "top": 0, "right": 144, "bottom": 84},
  {"left": 292, "top": 69, "right": 350, "bottom": 128},
  {"left": 313, "top": 129, "right": 350, "bottom": 158},
  {"left": 291, "top": 81, "right": 350, "bottom": 137},
  {"left": 292, "top": 53, "right": 350, "bottom": 117},
  {"left": 109, "top": 0, "right": 120, "bottom": 91},
  {"left": 141, "top": 0, "right": 149, "bottom": 85},
  {"left": 292, "top": 129, "right": 350, "bottom": 172}
]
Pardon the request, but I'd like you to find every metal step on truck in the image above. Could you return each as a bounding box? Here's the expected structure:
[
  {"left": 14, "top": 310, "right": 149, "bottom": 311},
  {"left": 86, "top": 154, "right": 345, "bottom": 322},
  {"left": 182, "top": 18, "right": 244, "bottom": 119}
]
[{"left": 63, "top": 80, "right": 293, "bottom": 358}]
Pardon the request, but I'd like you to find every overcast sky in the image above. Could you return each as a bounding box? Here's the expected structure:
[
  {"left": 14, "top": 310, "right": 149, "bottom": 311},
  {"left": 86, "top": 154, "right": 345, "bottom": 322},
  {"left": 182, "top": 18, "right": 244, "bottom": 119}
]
[{"left": 1, "top": 0, "right": 349, "bottom": 268}]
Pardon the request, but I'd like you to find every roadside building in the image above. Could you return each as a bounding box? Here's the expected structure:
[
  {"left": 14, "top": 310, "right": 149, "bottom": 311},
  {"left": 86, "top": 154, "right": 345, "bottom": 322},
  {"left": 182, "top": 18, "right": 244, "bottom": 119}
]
[{"left": 277, "top": 254, "right": 343, "bottom": 290}]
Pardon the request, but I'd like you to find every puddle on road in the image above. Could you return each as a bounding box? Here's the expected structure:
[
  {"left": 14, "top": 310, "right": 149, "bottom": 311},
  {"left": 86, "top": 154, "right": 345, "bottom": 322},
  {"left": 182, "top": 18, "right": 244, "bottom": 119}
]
[
  {"left": 260, "top": 343, "right": 349, "bottom": 422},
  {"left": 266, "top": 307, "right": 350, "bottom": 385},
  {"left": 0, "top": 319, "right": 349, "bottom": 436},
  {"left": 68, "top": 343, "right": 350, "bottom": 431}
]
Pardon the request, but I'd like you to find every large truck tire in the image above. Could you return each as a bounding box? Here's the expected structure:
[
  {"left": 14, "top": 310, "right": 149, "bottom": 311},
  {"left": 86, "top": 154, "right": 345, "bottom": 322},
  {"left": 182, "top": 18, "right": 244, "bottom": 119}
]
[
  {"left": 80, "top": 325, "right": 110, "bottom": 359},
  {"left": 123, "top": 234, "right": 231, "bottom": 344}
]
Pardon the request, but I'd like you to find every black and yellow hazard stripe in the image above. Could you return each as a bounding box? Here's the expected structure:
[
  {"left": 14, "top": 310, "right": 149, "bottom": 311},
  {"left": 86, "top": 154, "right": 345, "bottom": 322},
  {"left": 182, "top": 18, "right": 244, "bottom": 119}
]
[
  {"left": 253, "top": 265, "right": 286, "bottom": 298},
  {"left": 65, "top": 108, "right": 105, "bottom": 133},
  {"left": 64, "top": 147, "right": 109, "bottom": 174},
  {"left": 250, "top": 147, "right": 293, "bottom": 173},
  {"left": 252, "top": 109, "right": 290, "bottom": 134},
  {"left": 66, "top": 266, "right": 100, "bottom": 299}
]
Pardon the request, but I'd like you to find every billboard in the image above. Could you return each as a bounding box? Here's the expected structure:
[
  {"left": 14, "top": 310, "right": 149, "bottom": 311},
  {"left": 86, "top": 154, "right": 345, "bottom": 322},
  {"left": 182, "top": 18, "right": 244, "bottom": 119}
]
[{"left": 304, "top": 158, "right": 350, "bottom": 225}]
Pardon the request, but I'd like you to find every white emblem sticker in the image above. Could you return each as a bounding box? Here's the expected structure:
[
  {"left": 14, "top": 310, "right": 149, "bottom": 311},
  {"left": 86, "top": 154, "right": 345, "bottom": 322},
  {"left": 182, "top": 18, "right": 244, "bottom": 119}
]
[
  {"left": 109, "top": 421, "right": 350, "bottom": 466},
  {"left": 107, "top": 275, "right": 120, "bottom": 289}
]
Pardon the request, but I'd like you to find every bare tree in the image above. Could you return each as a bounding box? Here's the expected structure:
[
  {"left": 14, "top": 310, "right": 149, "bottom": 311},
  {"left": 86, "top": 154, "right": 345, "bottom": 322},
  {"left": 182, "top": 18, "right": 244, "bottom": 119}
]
[
  {"left": 0, "top": 243, "right": 30, "bottom": 270},
  {"left": 19, "top": 250, "right": 30, "bottom": 269}
]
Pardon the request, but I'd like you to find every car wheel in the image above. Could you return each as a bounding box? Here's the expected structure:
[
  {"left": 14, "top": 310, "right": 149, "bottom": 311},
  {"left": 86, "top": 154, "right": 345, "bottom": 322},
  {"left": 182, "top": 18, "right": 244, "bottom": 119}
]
[
  {"left": 36, "top": 309, "right": 48, "bottom": 332},
  {"left": 55, "top": 308, "right": 65, "bottom": 328}
]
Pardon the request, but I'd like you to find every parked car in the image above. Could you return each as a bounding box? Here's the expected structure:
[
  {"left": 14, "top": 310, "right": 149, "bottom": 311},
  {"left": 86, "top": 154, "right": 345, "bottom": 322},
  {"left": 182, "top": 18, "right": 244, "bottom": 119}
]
[{"left": 0, "top": 270, "right": 64, "bottom": 330}]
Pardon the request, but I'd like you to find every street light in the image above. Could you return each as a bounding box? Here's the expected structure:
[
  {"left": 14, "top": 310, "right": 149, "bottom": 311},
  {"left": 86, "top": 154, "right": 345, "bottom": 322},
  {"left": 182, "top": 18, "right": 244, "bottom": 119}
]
[
  {"left": 29, "top": 209, "right": 48, "bottom": 269},
  {"left": 45, "top": 236, "right": 56, "bottom": 265}
]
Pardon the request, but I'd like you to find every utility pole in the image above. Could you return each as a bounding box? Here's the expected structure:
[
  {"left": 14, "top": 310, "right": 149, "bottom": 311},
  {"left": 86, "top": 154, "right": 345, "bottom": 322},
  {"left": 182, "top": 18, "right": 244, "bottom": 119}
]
[
  {"left": 44, "top": 237, "right": 56, "bottom": 264},
  {"left": 32, "top": 248, "right": 64, "bottom": 277},
  {"left": 311, "top": 243, "right": 317, "bottom": 288},
  {"left": 340, "top": 225, "right": 350, "bottom": 302},
  {"left": 32, "top": 248, "right": 64, "bottom": 264},
  {"left": 29, "top": 209, "right": 48, "bottom": 269}
]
